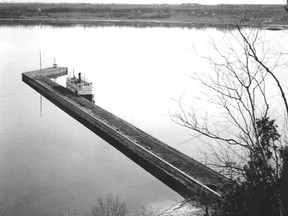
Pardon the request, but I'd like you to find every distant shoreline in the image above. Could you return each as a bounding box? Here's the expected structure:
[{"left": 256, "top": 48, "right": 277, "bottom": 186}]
[
  {"left": 1, "top": 3, "right": 288, "bottom": 28},
  {"left": 1, "top": 18, "right": 287, "bottom": 30}
]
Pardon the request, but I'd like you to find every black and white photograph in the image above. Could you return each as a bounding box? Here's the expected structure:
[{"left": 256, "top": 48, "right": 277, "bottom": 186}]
[{"left": 0, "top": 0, "right": 287, "bottom": 215}]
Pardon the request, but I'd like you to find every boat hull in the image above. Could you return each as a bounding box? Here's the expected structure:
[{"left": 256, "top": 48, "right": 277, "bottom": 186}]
[{"left": 80, "top": 94, "right": 94, "bottom": 102}]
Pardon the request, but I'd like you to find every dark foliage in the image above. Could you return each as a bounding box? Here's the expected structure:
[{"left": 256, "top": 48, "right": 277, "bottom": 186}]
[
  {"left": 279, "top": 146, "right": 288, "bottom": 212},
  {"left": 218, "top": 117, "right": 287, "bottom": 216}
]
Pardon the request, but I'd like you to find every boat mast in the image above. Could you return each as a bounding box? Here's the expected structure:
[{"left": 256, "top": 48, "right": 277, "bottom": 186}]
[{"left": 40, "top": 51, "right": 42, "bottom": 117}]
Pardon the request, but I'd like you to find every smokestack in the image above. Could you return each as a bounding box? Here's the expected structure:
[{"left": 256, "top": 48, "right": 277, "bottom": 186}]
[{"left": 78, "top": 73, "right": 81, "bottom": 83}]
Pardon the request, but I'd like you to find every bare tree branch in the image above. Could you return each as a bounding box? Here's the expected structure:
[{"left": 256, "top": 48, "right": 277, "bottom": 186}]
[{"left": 172, "top": 25, "right": 288, "bottom": 215}]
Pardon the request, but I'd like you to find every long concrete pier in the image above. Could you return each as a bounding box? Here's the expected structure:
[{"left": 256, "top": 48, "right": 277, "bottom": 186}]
[{"left": 22, "top": 66, "right": 231, "bottom": 204}]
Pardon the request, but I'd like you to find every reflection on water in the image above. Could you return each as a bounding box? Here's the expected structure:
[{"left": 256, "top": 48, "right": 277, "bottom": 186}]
[
  {"left": 0, "top": 24, "right": 287, "bottom": 216},
  {"left": 0, "top": 19, "right": 240, "bottom": 29}
]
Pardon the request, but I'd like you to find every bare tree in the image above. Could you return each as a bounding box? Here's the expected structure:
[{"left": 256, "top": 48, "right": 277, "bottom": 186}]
[
  {"left": 172, "top": 25, "right": 287, "bottom": 215},
  {"left": 56, "top": 208, "right": 80, "bottom": 216},
  {"left": 89, "top": 195, "right": 126, "bottom": 216},
  {"left": 0, "top": 198, "right": 10, "bottom": 216},
  {"left": 134, "top": 206, "right": 158, "bottom": 216}
]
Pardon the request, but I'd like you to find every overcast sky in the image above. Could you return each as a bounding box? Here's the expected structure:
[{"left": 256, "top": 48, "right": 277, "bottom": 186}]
[{"left": 11, "top": 0, "right": 287, "bottom": 5}]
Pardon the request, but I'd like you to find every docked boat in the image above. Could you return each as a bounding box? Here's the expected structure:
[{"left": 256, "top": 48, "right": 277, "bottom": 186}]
[{"left": 66, "top": 72, "right": 94, "bottom": 102}]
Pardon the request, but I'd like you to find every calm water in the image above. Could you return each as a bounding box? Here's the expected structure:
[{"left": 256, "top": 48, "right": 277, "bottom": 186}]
[{"left": 0, "top": 24, "right": 287, "bottom": 216}]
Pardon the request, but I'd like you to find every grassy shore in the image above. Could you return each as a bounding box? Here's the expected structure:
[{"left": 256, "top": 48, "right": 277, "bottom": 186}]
[{"left": 1, "top": 3, "right": 288, "bottom": 27}]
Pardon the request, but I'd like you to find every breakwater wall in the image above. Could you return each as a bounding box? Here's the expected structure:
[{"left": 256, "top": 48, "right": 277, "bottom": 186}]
[{"left": 22, "top": 67, "right": 231, "bottom": 204}]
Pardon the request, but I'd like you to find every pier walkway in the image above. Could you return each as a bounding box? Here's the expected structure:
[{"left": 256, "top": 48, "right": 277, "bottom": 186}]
[{"left": 22, "top": 66, "right": 231, "bottom": 204}]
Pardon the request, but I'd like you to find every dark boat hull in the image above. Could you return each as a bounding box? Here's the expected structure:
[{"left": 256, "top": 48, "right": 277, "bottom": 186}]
[{"left": 80, "top": 94, "right": 94, "bottom": 102}]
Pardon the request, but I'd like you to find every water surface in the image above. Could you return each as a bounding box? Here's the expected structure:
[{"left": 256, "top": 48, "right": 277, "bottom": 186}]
[{"left": 0, "top": 24, "right": 287, "bottom": 216}]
